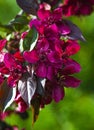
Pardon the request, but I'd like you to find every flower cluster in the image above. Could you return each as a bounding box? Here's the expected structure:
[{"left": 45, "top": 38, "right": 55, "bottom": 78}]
[
  {"left": 0, "top": 39, "right": 26, "bottom": 87},
  {"left": 24, "top": 3, "right": 82, "bottom": 105},
  {"left": 62, "top": 0, "right": 94, "bottom": 16},
  {"left": 0, "top": 2, "right": 84, "bottom": 124}
]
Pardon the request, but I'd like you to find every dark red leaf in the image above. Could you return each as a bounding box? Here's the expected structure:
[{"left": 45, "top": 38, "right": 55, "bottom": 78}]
[
  {"left": 0, "top": 80, "right": 16, "bottom": 111},
  {"left": 64, "top": 20, "right": 86, "bottom": 41},
  {"left": 31, "top": 96, "right": 41, "bottom": 125},
  {"left": 18, "top": 73, "right": 37, "bottom": 106},
  {"left": 16, "top": 0, "right": 39, "bottom": 15}
]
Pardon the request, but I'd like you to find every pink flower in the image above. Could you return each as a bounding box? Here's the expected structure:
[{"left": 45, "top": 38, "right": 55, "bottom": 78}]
[
  {"left": 24, "top": 4, "right": 82, "bottom": 105},
  {"left": 62, "top": 58, "right": 81, "bottom": 75},
  {"left": 4, "top": 53, "right": 17, "bottom": 69},
  {"left": 62, "top": 0, "right": 94, "bottom": 16},
  {"left": 37, "top": 3, "right": 51, "bottom": 20},
  {"left": 52, "top": 84, "right": 65, "bottom": 102},
  {"left": 0, "top": 2, "right": 83, "bottom": 113},
  {"left": 15, "top": 92, "right": 28, "bottom": 113},
  {"left": 62, "top": 76, "right": 81, "bottom": 88},
  {"left": 0, "top": 53, "right": 26, "bottom": 87},
  {"left": 23, "top": 42, "right": 63, "bottom": 79},
  {"left": 30, "top": 3, "right": 63, "bottom": 34},
  {"left": 14, "top": 51, "right": 25, "bottom": 62},
  {"left": 36, "top": 62, "right": 47, "bottom": 78},
  {"left": 63, "top": 40, "right": 80, "bottom": 56},
  {"left": 23, "top": 50, "right": 39, "bottom": 63}
]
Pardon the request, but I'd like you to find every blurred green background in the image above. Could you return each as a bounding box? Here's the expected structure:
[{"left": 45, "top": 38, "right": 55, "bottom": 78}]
[{"left": 0, "top": 0, "right": 94, "bottom": 130}]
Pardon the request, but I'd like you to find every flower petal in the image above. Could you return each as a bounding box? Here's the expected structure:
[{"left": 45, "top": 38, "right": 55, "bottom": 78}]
[
  {"left": 53, "top": 7, "right": 63, "bottom": 21},
  {"left": 62, "top": 58, "right": 81, "bottom": 75},
  {"left": 63, "top": 76, "right": 81, "bottom": 88},
  {"left": 23, "top": 50, "right": 39, "bottom": 63},
  {"left": 65, "top": 40, "right": 80, "bottom": 56},
  {"left": 29, "top": 19, "right": 41, "bottom": 30},
  {"left": 47, "top": 51, "right": 62, "bottom": 63},
  {"left": 47, "top": 66, "right": 55, "bottom": 80},
  {"left": 14, "top": 51, "right": 24, "bottom": 62},
  {"left": 57, "top": 21, "right": 70, "bottom": 35},
  {"left": 37, "top": 38, "right": 49, "bottom": 51},
  {"left": 36, "top": 63, "right": 47, "bottom": 78},
  {"left": 4, "top": 53, "right": 17, "bottom": 69},
  {"left": 38, "top": 3, "right": 51, "bottom": 20},
  {"left": 15, "top": 93, "right": 27, "bottom": 113},
  {"left": 52, "top": 85, "right": 65, "bottom": 102}
]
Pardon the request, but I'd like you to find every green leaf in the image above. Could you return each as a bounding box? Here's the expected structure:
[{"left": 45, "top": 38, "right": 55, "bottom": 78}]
[
  {"left": 10, "top": 15, "right": 29, "bottom": 25},
  {"left": 0, "top": 80, "right": 16, "bottom": 111},
  {"left": 9, "top": 15, "right": 29, "bottom": 31},
  {"left": 23, "top": 27, "right": 38, "bottom": 51},
  {"left": 0, "top": 23, "right": 14, "bottom": 33}
]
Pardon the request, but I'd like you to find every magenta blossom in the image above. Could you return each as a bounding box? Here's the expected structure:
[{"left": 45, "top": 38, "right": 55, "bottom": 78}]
[
  {"left": 0, "top": 2, "right": 84, "bottom": 123},
  {"left": 0, "top": 52, "right": 26, "bottom": 87},
  {"left": 62, "top": 40, "right": 80, "bottom": 56},
  {"left": 62, "top": 58, "right": 81, "bottom": 75},
  {"left": 15, "top": 92, "right": 28, "bottom": 113},
  {"left": 29, "top": 3, "right": 70, "bottom": 36},
  {"left": 62, "top": 0, "right": 94, "bottom": 16},
  {"left": 23, "top": 3, "right": 82, "bottom": 106}
]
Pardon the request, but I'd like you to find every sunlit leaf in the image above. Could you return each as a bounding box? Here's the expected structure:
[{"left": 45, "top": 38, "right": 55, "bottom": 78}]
[
  {"left": 0, "top": 23, "right": 14, "bottom": 33},
  {"left": 23, "top": 27, "right": 38, "bottom": 51},
  {"left": 10, "top": 15, "right": 29, "bottom": 25},
  {"left": 18, "top": 73, "right": 37, "bottom": 106},
  {"left": 8, "top": 14, "right": 29, "bottom": 31},
  {"left": 0, "top": 80, "right": 16, "bottom": 111},
  {"left": 16, "top": 0, "right": 39, "bottom": 15}
]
